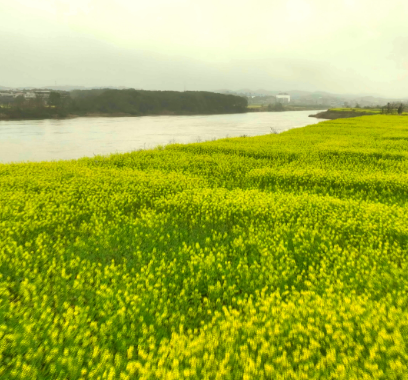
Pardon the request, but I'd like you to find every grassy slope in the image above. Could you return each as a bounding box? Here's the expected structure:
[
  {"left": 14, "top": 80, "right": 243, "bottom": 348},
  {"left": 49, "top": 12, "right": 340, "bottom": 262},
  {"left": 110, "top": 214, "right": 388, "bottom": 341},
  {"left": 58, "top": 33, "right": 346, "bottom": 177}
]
[
  {"left": 1, "top": 115, "right": 408, "bottom": 379},
  {"left": 330, "top": 107, "right": 382, "bottom": 114}
]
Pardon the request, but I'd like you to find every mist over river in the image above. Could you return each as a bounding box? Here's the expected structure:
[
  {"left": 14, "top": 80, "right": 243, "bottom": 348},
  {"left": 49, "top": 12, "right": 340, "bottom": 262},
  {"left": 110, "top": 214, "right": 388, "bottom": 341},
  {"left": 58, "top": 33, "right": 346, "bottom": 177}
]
[{"left": 0, "top": 110, "right": 326, "bottom": 164}]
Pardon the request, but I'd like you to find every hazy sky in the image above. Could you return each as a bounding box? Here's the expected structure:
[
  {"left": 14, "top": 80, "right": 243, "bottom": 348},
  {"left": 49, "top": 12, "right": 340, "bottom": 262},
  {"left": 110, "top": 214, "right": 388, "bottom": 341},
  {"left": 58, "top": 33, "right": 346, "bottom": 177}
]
[{"left": 2, "top": 0, "right": 408, "bottom": 97}]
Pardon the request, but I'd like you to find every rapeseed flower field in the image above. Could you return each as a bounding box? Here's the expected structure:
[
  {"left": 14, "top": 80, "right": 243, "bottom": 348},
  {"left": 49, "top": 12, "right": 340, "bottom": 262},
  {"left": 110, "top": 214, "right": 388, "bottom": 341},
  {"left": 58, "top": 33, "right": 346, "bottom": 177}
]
[{"left": 1, "top": 115, "right": 408, "bottom": 379}]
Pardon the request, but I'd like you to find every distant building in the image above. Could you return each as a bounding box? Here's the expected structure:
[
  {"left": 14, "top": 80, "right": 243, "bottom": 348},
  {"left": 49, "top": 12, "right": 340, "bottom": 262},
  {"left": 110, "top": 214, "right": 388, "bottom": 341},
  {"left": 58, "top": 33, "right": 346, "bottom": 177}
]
[
  {"left": 34, "top": 90, "right": 51, "bottom": 99},
  {"left": 276, "top": 93, "right": 291, "bottom": 103}
]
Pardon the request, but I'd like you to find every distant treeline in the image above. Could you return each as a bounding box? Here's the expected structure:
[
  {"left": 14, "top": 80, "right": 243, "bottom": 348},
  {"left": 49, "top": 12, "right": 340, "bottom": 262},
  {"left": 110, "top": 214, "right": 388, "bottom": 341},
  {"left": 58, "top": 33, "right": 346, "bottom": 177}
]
[{"left": 0, "top": 89, "right": 248, "bottom": 120}]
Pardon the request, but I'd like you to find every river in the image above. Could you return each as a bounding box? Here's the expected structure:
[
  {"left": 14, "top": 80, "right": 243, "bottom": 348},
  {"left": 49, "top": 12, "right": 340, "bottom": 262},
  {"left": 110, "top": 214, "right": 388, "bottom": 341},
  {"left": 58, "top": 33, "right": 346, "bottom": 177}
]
[{"left": 0, "top": 110, "right": 326, "bottom": 164}]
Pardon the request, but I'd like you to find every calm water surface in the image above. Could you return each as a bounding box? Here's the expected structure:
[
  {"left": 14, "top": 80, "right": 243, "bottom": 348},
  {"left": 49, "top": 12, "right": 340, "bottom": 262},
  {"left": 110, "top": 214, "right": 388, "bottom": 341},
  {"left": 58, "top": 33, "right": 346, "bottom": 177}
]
[{"left": 0, "top": 110, "right": 326, "bottom": 164}]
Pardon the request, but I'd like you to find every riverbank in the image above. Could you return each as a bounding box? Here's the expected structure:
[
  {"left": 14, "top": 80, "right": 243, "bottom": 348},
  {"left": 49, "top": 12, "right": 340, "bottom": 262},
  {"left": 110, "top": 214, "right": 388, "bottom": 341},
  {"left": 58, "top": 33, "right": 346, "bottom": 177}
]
[
  {"left": 247, "top": 105, "right": 327, "bottom": 112},
  {"left": 3, "top": 107, "right": 388, "bottom": 122},
  {"left": 0, "top": 110, "right": 250, "bottom": 121},
  {"left": 0, "top": 108, "right": 327, "bottom": 121},
  {"left": 309, "top": 109, "right": 375, "bottom": 119}
]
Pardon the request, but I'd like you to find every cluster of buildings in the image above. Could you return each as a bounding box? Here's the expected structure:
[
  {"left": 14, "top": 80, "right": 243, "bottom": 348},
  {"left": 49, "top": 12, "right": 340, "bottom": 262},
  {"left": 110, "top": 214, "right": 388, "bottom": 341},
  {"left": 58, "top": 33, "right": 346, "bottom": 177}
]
[
  {"left": 0, "top": 89, "right": 52, "bottom": 102},
  {"left": 245, "top": 92, "right": 347, "bottom": 107},
  {"left": 246, "top": 93, "right": 293, "bottom": 105},
  {"left": 290, "top": 95, "right": 343, "bottom": 107},
  {"left": 221, "top": 90, "right": 344, "bottom": 107},
  {"left": 218, "top": 89, "right": 404, "bottom": 108},
  {"left": 0, "top": 89, "right": 72, "bottom": 106}
]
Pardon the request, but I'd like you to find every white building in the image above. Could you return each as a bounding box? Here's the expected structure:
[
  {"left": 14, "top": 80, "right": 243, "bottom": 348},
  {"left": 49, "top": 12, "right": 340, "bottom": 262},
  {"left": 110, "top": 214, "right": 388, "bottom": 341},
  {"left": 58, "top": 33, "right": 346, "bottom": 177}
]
[
  {"left": 34, "top": 90, "right": 51, "bottom": 99},
  {"left": 276, "top": 93, "right": 291, "bottom": 103},
  {"left": 24, "top": 92, "right": 36, "bottom": 99}
]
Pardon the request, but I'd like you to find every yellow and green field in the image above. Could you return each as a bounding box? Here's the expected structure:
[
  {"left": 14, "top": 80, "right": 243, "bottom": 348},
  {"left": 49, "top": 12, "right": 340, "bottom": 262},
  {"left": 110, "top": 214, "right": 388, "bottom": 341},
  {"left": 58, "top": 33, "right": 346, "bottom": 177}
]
[
  {"left": 330, "top": 107, "right": 382, "bottom": 114},
  {"left": 1, "top": 115, "right": 408, "bottom": 379}
]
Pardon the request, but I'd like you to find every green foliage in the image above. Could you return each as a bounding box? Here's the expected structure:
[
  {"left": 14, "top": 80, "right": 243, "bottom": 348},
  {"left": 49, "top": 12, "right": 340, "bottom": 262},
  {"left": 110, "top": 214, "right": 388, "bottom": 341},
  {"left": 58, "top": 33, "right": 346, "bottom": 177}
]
[
  {"left": 267, "top": 102, "right": 285, "bottom": 112},
  {"left": 69, "top": 89, "right": 248, "bottom": 116},
  {"left": 1, "top": 115, "right": 408, "bottom": 379},
  {"left": 1, "top": 93, "right": 69, "bottom": 120},
  {"left": 48, "top": 92, "right": 62, "bottom": 107},
  {"left": 330, "top": 107, "right": 381, "bottom": 114},
  {"left": 0, "top": 90, "right": 248, "bottom": 120}
]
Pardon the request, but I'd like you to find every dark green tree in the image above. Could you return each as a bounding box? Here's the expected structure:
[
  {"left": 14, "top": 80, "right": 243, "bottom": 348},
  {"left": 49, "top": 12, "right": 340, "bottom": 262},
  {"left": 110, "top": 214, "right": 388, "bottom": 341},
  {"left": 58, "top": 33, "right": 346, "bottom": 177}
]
[
  {"left": 274, "top": 102, "right": 284, "bottom": 111},
  {"left": 14, "top": 95, "right": 26, "bottom": 107},
  {"left": 48, "top": 92, "right": 61, "bottom": 107},
  {"left": 398, "top": 103, "right": 404, "bottom": 115}
]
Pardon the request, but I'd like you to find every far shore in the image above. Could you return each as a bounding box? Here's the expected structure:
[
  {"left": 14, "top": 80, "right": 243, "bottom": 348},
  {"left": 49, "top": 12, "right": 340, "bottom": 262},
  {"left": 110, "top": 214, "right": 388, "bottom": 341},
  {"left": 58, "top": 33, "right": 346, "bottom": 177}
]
[
  {"left": 0, "top": 108, "right": 327, "bottom": 122},
  {"left": 0, "top": 111, "right": 228, "bottom": 121},
  {"left": 309, "top": 110, "right": 376, "bottom": 120}
]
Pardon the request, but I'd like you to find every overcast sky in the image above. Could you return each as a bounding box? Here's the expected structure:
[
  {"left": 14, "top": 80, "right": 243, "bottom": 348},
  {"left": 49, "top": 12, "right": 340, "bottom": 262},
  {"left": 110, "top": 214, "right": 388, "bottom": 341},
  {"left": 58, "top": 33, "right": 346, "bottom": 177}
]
[{"left": 2, "top": 0, "right": 408, "bottom": 97}]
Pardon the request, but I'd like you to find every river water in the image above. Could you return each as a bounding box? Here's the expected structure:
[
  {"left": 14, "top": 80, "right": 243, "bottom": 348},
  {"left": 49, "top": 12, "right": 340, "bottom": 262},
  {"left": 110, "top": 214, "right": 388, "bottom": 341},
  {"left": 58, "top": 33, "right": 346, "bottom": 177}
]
[{"left": 0, "top": 110, "right": 326, "bottom": 164}]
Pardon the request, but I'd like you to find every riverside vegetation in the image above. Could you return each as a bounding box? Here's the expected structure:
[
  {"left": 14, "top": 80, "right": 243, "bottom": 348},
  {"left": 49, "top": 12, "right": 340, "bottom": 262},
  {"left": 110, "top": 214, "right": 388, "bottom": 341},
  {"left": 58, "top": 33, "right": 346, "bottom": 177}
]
[
  {"left": 1, "top": 115, "right": 408, "bottom": 379},
  {"left": 0, "top": 89, "right": 248, "bottom": 120},
  {"left": 310, "top": 105, "right": 407, "bottom": 120}
]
